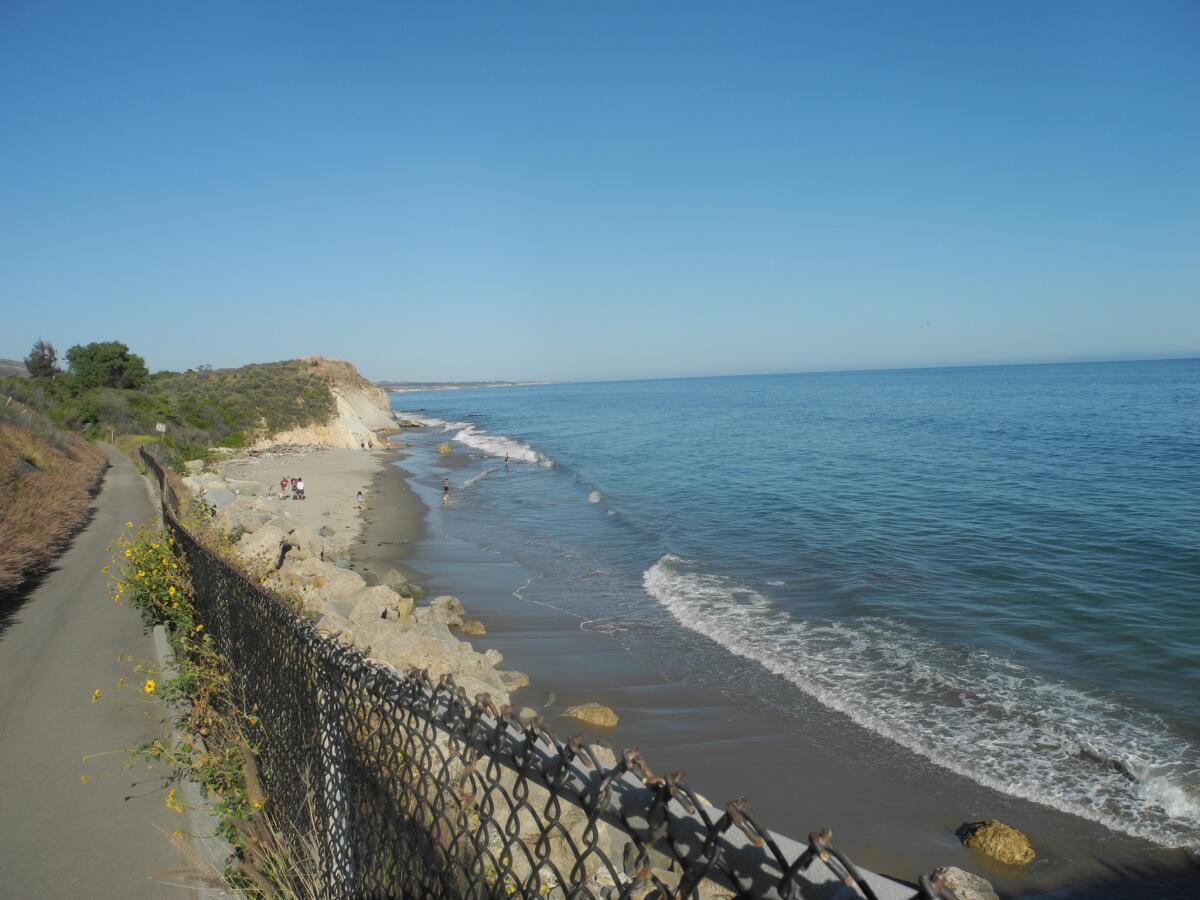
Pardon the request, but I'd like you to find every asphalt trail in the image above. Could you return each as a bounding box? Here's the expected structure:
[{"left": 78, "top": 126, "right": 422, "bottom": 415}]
[{"left": 0, "top": 447, "right": 184, "bottom": 898}]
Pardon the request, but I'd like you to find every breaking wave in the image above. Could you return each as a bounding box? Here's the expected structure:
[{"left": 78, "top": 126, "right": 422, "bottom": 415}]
[
  {"left": 643, "top": 553, "right": 1200, "bottom": 850},
  {"left": 397, "top": 411, "right": 552, "bottom": 467},
  {"left": 588, "top": 490, "right": 602, "bottom": 504}
]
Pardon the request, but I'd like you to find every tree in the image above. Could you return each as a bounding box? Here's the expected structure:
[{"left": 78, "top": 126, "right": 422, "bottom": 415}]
[
  {"left": 24, "top": 338, "right": 60, "bottom": 378},
  {"left": 65, "top": 341, "right": 149, "bottom": 391}
]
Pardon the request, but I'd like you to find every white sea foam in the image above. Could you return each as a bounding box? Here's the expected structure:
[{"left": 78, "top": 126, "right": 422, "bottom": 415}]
[
  {"left": 643, "top": 553, "right": 1200, "bottom": 850},
  {"left": 765, "top": 579, "right": 786, "bottom": 586},
  {"left": 396, "top": 411, "right": 552, "bottom": 467},
  {"left": 452, "top": 425, "right": 552, "bottom": 467},
  {"left": 588, "top": 490, "right": 602, "bottom": 504},
  {"left": 462, "top": 469, "right": 494, "bottom": 489}
]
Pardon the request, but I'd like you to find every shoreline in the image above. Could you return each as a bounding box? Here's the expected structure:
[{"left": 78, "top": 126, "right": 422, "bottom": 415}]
[{"left": 350, "top": 429, "right": 1200, "bottom": 898}]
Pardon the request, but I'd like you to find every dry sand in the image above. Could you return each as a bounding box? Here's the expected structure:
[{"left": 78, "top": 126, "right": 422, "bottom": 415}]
[{"left": 217, "top": 447, "right": 392, "bottom": 550}]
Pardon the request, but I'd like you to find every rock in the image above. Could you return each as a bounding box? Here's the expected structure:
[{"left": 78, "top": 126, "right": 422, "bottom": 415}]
[
  {"left": 226, "top": 479, "right": 264, "bottom": 496},
  {"left": 589, "top": 744, "right": 617, "bottom": 768},
  {"left": 203, "top": 486, "right": 236, "bottom": 509},
  {"left": 234, "top": 526, "right": 285, "bottom": 566},
  {"left": 543, "top": 692, "right": 556, "bottom": 708},
  {"left": 959, "top": 819, "right": 1035, "bottom": 865},
  {"left": 318, "top": 524, "right": 337, "bottom": 538},
  {"left": 517, "top": 707, "right": 540, "bottom": 727},
  {"left": 185, "top": 460, "right": 205, "bottom": 473},
  {"left": 499, "top": 670, "right": 529, "bottom": 692},
  {"left": 236, "top": 510, "right": 272, "bottom": 532},
  {"left": 483, "top": 648, "right": 503, "bottom": 667},
  {"left": 458, "top": 618, "right": 486, "bottom": 636},
  {"left": 289, "top": 526, "right": 325, "bottom": 559},
  {"left": 414, "top": 595, "right": 466, "bottom": 627},
  {"left": 431, "top": 595, "right": 465, "bottom": 616},
  {"left": 563, "top": 703, "right": 619, "bottom": 728},
  {"left": 938, "top": 866, "right": 999, "bottom": 900}
]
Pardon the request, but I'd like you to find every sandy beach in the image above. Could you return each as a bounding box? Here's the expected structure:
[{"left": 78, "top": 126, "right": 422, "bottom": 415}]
[{"left": 344, "top": 430, "right": 1200, "bottom": 900}]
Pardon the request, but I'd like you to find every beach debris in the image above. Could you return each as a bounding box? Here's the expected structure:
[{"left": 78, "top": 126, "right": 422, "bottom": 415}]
[
  {"left": 958, "top": 819, "right": 1035, "bottom": 865},
  {"left": 436, "top": 441, "right": 453, "bottom": 455},
  {"left": 936, "top": 866, "right": 999, "bottom": 900},
  {"left": 563, "top": 702, "right": 619, "bottom": 728},
  {"left": 458, "top": 618, "right": 486, "bottom": 636}
]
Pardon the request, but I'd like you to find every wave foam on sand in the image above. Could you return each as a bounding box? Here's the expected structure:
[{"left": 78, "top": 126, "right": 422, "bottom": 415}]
[{"left": 643, "top": 553, "right": 1200, "bottom": 851}]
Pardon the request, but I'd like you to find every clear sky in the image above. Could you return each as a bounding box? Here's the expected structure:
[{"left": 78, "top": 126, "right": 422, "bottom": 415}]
[{"left": 2, "top": 1, "right": 1197, "bottom": 382}]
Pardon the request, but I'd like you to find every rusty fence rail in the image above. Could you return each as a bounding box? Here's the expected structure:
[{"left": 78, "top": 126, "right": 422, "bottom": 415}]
[{"left": 140, "top": 447, "right": 960, "bottom": 900}]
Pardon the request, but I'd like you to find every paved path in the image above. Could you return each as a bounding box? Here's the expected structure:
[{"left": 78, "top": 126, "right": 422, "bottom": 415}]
[{"left": 0, "top": 447, "right": 185, "bottom": 898}]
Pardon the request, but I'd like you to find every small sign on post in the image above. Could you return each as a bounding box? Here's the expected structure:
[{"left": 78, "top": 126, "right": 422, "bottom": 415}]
[{"left": 155, "top": 422, "right": 167, "bottom": 434}]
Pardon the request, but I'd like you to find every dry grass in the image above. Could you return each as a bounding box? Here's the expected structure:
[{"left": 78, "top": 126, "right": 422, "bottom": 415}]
[{"left": 0, "top": 401, "right": 108, "bottom": 592}]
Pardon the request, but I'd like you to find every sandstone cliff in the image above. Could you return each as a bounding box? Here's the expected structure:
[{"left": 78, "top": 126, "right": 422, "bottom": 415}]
[{"left": 259, "top": 356, "right": 395, "bottom": 449}]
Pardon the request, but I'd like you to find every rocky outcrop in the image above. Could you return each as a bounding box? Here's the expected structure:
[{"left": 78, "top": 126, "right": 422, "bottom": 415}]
[
  {"left": 958, "top": 819, "right": 1035, "bottom": 865},
  {"left": 563, "top": 703, "right": 619, "bottom": 728}
]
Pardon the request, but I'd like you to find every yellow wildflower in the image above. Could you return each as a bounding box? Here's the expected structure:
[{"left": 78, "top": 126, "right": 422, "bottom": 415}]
[
  {"left": 91, "top": 689, "right": 101, "bottom": 703},
  {"left": 134, "top": 663, "right": 144, "bottom": 673},
  {"left": 123, "top": 549, "right": 132, "bottom": 558},
  {"left": 137, "top": 570, "right": 145, "bottom": 578},
  {"left": 151, "top": 542, "right": 160, "bottom": 549},
  {"left": 117, "top": 650, "right": 124, "bottom": 662},
  {"left": 167, "top": 585, "right": 176, "bottom": 597},
  {"left": 80, "top": 775, "right": 89, "bottom": 784},
  {"left": 101, "top": 565, "right": 109, "bottom": 573},
  {"left": 194, "top": 624, "right": 203, "bottom": 633},
  {"left": 126, "top": 521, "right": 133, "bottom": 528},
  {"left": 116, "top": 678, "right": 125, "bottom": 689},
  {"left": 143, "top": 679, "right": 156, "bottom": 694}
]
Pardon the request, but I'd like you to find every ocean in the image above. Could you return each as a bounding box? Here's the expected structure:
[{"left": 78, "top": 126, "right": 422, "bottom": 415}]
[{"left": 390, "top": 358, "right": 1200, "bottom": 851}]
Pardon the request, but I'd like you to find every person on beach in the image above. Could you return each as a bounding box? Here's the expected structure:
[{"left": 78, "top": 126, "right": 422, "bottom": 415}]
[
  {"left": 356, "top": 489, "right": 364, "bottom": 510},
  {"left": 296, "top": 477, "right": 305, "bottom": 500},
  {"left": 504, "top": 451, "right": 509, "bottom": 468},
  {"left": 290, "top": 477, "right": 298, "bottom": 498},
  {"left": 279, "top": 477, "right": 287, "bottom": 500},
  {"left": 442, "top": 477, "right": 449, "bottom": 504}
]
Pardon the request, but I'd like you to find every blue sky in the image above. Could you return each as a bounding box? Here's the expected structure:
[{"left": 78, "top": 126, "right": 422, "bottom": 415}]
[{"left": 2, "top": 1, "right": 1197, "bottom": 382}]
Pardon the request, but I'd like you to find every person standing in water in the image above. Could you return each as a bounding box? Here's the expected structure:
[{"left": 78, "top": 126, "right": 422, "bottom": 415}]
[{"left": 442, "top": 477, "right": 450, "bottom": 504}]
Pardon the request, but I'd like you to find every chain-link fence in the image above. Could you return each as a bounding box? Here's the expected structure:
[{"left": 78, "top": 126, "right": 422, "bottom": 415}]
[{"left": 140, "top": 447, "right": 960, "bottom": 900}]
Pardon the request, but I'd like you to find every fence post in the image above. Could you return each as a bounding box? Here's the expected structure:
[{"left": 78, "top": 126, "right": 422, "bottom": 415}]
[{"left": 316, "top": 653, "right": 356, "bottom": 897}]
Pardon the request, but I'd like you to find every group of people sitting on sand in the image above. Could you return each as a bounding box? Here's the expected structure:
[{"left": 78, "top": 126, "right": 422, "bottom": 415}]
[{"left": 278, "top": 476, "right": 306, "bottom": 500}]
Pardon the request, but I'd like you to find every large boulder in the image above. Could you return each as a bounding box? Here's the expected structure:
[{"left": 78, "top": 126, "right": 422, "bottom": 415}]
[
  {"left": 938, "top": 867, "right": 998, "bottom": 900},
  {"left": 563, "top": 703, "right": 619, "bottom": 728},
  {"left": 234, "top": 525, "right": 285, "bottom": 566},
  {"left": 959, "top": 820, "right": 1035, "bottom": 865},
  {"left": 369, "top": 627, "right": 509, "bottom": 704},
  {"left": 458, "top": 619, "right": 486, "bottom": 636},
  {"left": 288, "top": 526, "right": 326, "bottom": 560},
  {"left": 203, "top": 486, "right": 236, "bottom": 509},
  {"left": 414, "top": 595, "right": 466, "bottom": 627},
  {"left": 345, "top": 585, "right": 413, "bottom": 626}
]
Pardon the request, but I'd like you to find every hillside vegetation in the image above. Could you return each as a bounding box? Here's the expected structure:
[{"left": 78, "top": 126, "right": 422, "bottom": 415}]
[
  {"left": 0, "top": 400, "right": 108, "bottom": 593},
  {"left": 2, "top": 349, "right": 336, "bottom": 463}
]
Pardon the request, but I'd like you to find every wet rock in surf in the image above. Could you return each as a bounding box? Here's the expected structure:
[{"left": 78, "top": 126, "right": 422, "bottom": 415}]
[
  {"left": 458, "top": 618, "right": 486, "bottom": 635},
  {"left": 563, "top": 702, "right": 619, "bottom": 728},
  {"left": 958, "top": 819, "right": 1035, "bottom": 865},
  {"left": 937, "top": 866, "right": 998, "bottom": 900}
]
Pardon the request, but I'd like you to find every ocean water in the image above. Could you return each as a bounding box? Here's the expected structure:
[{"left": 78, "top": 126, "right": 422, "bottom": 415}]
[{"left": 391, "top": 359, "right": 1200, "bottom": 850}]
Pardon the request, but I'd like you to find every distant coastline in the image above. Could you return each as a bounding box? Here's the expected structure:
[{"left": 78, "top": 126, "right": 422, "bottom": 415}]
[{"left": 379, "top": 380, "right": 549, "bottom": 394}]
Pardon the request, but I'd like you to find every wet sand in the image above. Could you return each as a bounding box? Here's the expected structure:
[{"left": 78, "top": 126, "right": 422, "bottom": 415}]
[{"left": 350, "top": 439, "right": 1199, "bottom": 899}]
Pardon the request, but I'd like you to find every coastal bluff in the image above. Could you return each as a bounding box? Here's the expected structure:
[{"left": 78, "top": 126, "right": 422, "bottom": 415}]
[{"left": 258, "top": 356, "right": 395, "bottom": 449}]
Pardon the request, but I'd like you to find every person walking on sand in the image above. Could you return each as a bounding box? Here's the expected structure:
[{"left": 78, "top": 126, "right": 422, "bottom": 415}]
[
  {"left": 296, "top": 476, "right": 305, "bottom": 500},
  {"left": 279, "top": 476, "right": 287, "bottom": 500},
  {"left": 442, "top": 477, "right": 450, "bottom": 504},
  {"left": 356, "top": 489, "right": 364, "bottom": 510}
]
